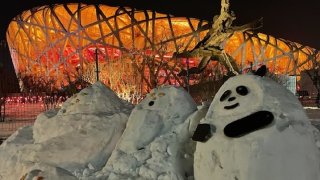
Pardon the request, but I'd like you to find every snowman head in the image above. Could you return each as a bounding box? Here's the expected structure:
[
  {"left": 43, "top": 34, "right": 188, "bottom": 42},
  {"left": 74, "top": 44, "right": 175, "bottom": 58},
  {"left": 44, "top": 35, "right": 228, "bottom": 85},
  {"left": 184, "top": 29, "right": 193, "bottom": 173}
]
[
  {"left": 207, "top": 73, "right": 265, "bottom": 121},
  {"left": 118, "top": 85, "right": 197, "bottom": 152},
  {"left": 136, "top": 85, "right": 197, "bottom": 124},
  {"left": 192, "top": 74, "right": 269, "bottom": 141},
  {"left": 192, "top": 66, "right": 306, "bottom": 142}
]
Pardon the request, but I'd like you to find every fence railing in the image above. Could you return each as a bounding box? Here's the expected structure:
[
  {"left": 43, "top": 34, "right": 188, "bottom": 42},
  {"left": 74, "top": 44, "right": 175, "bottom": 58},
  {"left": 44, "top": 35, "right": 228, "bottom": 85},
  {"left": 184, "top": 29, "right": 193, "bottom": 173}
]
[
  {"left": 0, "top": 93, "right": 68, "bottom": 138},
  {"left": 299, "top": 96, "right": 319, "bottom": 107},
  {"left": 0, "top": 93, "right": 318, "bottom": 140}
]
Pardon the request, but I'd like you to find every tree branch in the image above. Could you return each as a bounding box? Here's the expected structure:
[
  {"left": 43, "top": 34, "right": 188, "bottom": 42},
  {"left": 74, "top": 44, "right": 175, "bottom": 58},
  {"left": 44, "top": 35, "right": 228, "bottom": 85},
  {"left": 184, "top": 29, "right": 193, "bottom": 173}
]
[{"left": 175, "top": 0, "right": 263, "bottom": 76}]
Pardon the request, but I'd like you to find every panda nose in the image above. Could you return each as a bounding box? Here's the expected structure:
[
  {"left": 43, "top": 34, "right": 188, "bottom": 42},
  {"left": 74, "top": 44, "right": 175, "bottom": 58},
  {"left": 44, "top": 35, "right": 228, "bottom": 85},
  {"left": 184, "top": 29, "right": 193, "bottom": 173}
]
[
  {"left": 192, "top": 123, "right": 216, "bottom": 142},
  {"left": 228, "top": 97, "right": 236, "bottom": 101}
]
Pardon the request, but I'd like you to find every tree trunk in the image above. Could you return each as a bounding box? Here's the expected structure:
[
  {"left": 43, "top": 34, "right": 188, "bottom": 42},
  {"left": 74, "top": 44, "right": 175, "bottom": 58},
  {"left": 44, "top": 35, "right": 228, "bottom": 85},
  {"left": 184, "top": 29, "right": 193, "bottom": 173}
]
[{"left": 176, "top": 0, "right": 262, "bottom": 76}]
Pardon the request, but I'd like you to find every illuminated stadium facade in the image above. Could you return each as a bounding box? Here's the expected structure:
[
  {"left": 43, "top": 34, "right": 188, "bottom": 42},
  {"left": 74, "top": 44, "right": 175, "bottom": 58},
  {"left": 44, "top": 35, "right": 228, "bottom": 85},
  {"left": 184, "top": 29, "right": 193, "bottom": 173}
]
[{"left": 6, "top": 3, "right": 320, "bottom": 99}]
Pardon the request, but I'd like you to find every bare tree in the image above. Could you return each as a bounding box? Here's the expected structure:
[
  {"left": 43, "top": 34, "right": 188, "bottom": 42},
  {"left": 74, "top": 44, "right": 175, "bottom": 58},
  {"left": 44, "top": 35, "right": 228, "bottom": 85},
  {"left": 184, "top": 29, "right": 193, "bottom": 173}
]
[
  {"left": 0, "top": 40, "right": 21, "bottom": 121},
  {"left": 126, "top": 41, "right": 184, "bottom": 93},
  {"left": 301, "top": 50, "right": 320, "bottom": 106},
  {"left": 175, "top": 0, "right": 262, "bottom": 75},
  {"left": 0, "top": 63, "right": 5, "bottom": 122}
]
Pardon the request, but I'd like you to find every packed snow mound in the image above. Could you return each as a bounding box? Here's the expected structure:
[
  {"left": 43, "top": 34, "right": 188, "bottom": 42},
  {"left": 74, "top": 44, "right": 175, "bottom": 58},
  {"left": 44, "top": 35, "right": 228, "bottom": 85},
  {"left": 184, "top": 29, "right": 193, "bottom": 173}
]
[
  {"left": 20, "top": 163, "right": 77, "bottom": 180},
  {"left": 116, "top": 86, "right": 198, "bottom": 153},
  {"left": 33, "top": 81, "right": 133, "bottom": 142},
  {"left": 93, "top": 86, "right": 202, "bottom": 179},
  {"left": 0, "top": 81, "right": 133, "bottom": 180},
  {"left": 0, "top": 126, "right": 37, "bottom": 179},
  {"left": 193, "top": 73, "right": 320, "bottom": 180},
  {"left": 3, "top": 75, "right": 320, "bottom": 180},
  {"left": 60, "top": 81, "right": 132, "bottom": 115}
]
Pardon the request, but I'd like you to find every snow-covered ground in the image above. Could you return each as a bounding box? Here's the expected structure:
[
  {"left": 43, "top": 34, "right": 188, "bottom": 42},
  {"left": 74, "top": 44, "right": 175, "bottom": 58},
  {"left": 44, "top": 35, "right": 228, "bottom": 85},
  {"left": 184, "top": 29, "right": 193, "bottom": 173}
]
[{"left": 0, "top": 72, "right": 319, "bottom": 180}]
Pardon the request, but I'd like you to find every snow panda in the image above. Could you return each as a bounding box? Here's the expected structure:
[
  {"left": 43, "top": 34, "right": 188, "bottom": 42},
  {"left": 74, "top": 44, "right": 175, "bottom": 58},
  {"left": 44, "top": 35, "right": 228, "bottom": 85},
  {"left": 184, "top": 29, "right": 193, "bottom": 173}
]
[{"left": 192, "top": 66, "right": 320, "bottom": 180}]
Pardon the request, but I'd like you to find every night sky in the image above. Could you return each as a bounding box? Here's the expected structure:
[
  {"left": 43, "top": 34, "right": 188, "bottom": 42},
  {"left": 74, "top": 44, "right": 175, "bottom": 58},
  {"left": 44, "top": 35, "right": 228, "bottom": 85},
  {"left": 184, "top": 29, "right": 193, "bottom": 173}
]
[{"left": 0, "top": 0, "right": 319, "bottom": 49}]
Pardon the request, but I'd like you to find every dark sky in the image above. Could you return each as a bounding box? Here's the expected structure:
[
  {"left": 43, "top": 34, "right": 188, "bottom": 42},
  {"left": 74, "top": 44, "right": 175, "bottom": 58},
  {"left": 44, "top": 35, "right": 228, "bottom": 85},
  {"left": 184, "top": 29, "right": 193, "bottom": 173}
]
[{"left": 0, "top": 0, "right": 319, "bottom": 49}]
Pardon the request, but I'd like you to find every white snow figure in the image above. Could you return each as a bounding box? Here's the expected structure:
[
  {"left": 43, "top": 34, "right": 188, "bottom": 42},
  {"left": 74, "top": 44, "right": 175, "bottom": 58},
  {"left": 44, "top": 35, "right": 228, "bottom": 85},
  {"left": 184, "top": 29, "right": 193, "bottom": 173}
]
[
  {"left": 100, "top": 85, "right": 198, "bottom": 179},
  {"left": 31, "top": 81, "right": 133, "bottom": 176},
  {"left": 192, "top": 68, "right": 320, "bottom": 180},
  {"left": 20, "top": 163, "right": 78, "bottom": 180},
  {"left": 0, "top": 81, "right": 133, "bottom": 179}
]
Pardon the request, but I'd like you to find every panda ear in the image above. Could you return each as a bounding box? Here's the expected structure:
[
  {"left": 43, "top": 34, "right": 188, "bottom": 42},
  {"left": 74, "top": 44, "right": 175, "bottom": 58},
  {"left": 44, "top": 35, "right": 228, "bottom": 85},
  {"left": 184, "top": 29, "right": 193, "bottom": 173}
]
[{"left": 254, "top": 65, "right": 267, "bottom": 77}]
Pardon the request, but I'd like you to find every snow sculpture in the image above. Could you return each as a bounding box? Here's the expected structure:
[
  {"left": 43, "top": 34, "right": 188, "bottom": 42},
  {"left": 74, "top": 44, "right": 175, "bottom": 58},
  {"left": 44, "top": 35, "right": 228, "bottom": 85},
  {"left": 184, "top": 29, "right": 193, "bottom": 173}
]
[
  {"left": 100, "top": 86, "right": 198, "bottom": 180},
  {"left": 0, "top": 81, "right": 133, "bottom": 179},
  {"left": 20, "top": 163, "right": 77, "bottom": 180},
  {"left": 193, "top": 67, "right": 320, "bottom": 180}
]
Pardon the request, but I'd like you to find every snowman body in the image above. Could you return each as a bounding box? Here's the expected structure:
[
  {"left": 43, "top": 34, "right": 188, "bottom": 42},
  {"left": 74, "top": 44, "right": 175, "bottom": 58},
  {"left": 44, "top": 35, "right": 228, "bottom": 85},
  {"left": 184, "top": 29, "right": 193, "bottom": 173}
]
[
  {"left": 103, "top": 86, "right": 198, "bottom": 179},
  {"left": 193, "top": 74, "right": 320, "bottom": 180}
]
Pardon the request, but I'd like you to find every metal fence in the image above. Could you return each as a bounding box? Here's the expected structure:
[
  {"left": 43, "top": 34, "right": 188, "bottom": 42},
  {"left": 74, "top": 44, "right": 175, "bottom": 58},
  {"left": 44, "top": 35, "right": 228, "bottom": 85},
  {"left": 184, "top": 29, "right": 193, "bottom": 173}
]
[
  {"left": 0, "top": 92, "right": 318, "bottom": 141},
  {"left": 299, "top": 96, "right": 319, "bottom": 107},
  {"left": 0, "top": 93, "right": 68, "bottom": 138}
]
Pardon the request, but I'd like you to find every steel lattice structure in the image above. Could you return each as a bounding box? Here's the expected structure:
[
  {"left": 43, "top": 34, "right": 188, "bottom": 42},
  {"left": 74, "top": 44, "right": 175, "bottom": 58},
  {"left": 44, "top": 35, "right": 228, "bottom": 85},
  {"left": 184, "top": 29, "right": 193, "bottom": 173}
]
[
  {"left": 224, "top": 31, "right": 319, "bottom": 75},
  {"left": 5, "top": 3, "right": 319, "bottom": 98}
]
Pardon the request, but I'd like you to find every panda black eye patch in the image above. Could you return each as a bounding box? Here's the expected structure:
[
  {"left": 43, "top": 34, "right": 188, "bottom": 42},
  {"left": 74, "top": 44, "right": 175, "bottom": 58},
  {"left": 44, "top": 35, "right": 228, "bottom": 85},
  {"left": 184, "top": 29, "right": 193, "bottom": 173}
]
[
  {"left": 220, "top": 90, "right": 231, "bottom": 101},
  {"left": 224, "top": 111, "right": 274, "bottom": 138},
  {"left": 236, "top": 86, "right": 249, "bottom": 96},
  {"left": 148, "top": 101, "right": 155, "bottom": 106}
]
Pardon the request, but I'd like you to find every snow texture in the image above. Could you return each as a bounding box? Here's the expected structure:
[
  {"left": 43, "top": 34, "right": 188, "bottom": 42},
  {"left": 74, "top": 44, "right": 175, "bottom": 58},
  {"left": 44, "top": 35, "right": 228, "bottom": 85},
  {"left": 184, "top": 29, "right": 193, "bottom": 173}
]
[
  {"left": 93, "top": 86, "right": 200, "bottom": 180},
  {"left": 193, "top": 74, "right": 320, "bottom": 180},
  {"left": 0, "top": 81, "right": 133, "bottom": 180},
  {"left": 1, "top": 75, "right": 320, "bottom": 180}
]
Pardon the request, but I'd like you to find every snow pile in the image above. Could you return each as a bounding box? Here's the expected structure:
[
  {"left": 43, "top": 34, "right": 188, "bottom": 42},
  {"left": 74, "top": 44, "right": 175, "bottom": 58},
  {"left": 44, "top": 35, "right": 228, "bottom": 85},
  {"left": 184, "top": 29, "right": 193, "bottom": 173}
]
[
  {"left": 193, "top": 74, "right": 320, "bottom": 180},
  {"left": 0, "top": 81, "right": 133, "bottom": 180},
  {"left": 19, "top": 163, "right": 78, "bottom": 180},
  {"left": 93, "top": 86, "right": 201, "bottom": 180},
  {"left": 2, "top": 73, "right": 319, "bottom": 180}
]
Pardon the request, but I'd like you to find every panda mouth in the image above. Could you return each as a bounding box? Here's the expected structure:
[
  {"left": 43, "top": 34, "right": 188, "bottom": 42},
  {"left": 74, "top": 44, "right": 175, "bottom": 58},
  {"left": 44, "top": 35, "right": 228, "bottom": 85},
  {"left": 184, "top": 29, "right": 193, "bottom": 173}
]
[
  {"left": 224, "top": 111, "right": 274, "bottom": 138},
  {"left": 224, "top": 103, "right": 239, "bottom": 109}
]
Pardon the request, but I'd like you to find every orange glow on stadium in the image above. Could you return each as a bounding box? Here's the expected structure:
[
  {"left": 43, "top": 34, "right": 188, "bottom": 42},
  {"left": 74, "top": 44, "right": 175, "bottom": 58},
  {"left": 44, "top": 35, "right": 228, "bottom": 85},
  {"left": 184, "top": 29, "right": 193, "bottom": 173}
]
[{"left": 5, "top": 3, "right": 319, "bottom": 99}]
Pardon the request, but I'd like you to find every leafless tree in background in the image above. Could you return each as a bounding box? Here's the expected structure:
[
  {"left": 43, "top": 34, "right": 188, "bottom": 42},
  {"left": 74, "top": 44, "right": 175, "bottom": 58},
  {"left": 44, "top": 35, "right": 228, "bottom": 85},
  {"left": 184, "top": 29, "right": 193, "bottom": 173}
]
[
  {"left": 175, "top": 0, "right": 262, "bottom": 75},
  {"left": 301, "top": 50, "right": 320, "bottom": 106}
]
